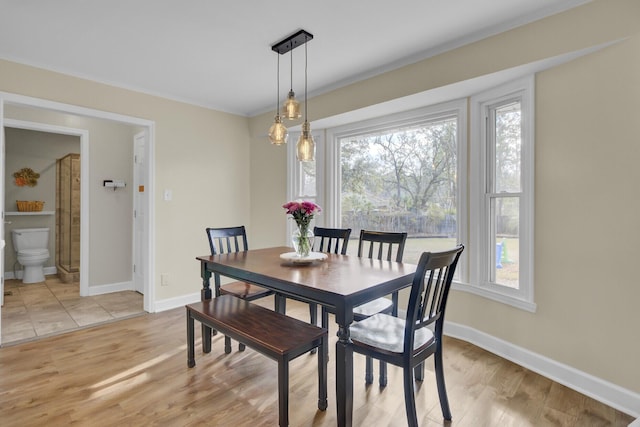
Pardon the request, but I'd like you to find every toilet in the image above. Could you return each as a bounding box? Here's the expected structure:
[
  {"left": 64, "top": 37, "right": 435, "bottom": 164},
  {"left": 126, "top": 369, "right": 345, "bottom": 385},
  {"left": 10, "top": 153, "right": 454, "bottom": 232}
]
[{"left": 11, "top": 228, "right": 50, "bottom": 284}]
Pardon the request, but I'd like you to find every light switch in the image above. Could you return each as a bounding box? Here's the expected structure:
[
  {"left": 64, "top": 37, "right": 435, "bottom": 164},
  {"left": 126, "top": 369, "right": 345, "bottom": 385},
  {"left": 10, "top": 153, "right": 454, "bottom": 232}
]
[{"left": 163, "top": 189, "right": 172, "bottom": 201}]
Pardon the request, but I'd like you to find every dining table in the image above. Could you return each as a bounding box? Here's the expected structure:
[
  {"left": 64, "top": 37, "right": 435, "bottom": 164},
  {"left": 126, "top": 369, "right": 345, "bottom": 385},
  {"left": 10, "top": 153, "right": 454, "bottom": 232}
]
[{"left": 196, "top": 246, "right": 416, "bottom": 427}]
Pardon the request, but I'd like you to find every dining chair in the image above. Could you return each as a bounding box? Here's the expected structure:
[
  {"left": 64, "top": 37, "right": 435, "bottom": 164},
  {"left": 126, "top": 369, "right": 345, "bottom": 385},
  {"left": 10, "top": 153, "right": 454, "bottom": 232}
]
[
  {"left": 349, "top": 244, "right": 464, "bottom": 426},
  {"left": 310, "top": 227, "right": 351, "bottom": 327},
  {"left": 321, "top": 229, "right": 408, "bottom": 386},
  {"left": 356, "top": 229, "right": 408, "bottom": 386},
  {"left": 206, "top": 226, "right": 276, "bottom": 353}
]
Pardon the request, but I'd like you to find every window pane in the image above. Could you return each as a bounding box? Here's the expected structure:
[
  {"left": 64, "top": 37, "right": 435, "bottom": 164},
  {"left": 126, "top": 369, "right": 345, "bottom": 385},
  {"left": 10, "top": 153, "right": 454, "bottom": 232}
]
[
  {"left": 492, "top": 196, "right": 519, "bottom": 289},
  {"left": 494, "top": 102, "right": 521, "bottom": 193},
  {"left": 299, "top": 160, "right": 316, "bottom": 197},
  {"left": 340, "top": 117, "right": 457, "bottom": 264}
]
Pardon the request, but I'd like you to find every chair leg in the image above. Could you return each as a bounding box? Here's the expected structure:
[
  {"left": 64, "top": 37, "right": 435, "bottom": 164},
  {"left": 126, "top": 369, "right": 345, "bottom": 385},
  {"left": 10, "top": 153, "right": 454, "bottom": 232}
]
[
  {"left": 365, "top": 356, "right": 374, "bottom": 385},
  {"left": 379, "top": 360, "right": 387, "bottom": 387},
  {"left": 310, "top": 303, "right": 318, "bottom": 354},
  {"left": 224, "top": 336, "right": 232, "bottom": 354},
  {"left": 403, "top": 366, "right": 418, "bottom": 427},
  {"left": 321, "top": 307, "right": 329, "bottom": 329},
  {"left": 414, "top": 362, "right": 424, "bottom": 381},
  {"left": 321, "top": 308, "right": 330, "bottom": 362},
  {"left": 309, "top": 302, "right": 318, "bottom": 326},
  {"left": 434, "top": 345, "right": 452, "bottom": 420},
  {"left": 317, "top": 336, "right": 328, "bottom": 411}
]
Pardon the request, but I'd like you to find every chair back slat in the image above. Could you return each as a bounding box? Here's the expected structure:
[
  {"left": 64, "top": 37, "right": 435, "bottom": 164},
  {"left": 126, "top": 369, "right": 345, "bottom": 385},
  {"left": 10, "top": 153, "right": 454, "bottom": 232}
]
[
  {"left": 313, "top": 227, "right": 351, "bottom": 255},
  {"left": 405, "top": 245, "right": 464, "bottom": 354},
  {"left": 206, "top": 226, "right": 249, "bottom": 255},
  {"left": 357, "top": 230, "right": 407, "bottom": 262}
]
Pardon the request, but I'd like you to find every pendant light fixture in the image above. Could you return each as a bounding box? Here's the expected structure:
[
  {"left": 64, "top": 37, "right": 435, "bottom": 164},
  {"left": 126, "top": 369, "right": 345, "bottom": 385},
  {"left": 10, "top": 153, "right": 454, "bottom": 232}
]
[
  {"left": 282, "top": 48, "right": 301, "bottom": 120},
  {"left": 296, "top": 40, "right": 314, "bottom": 162},
  {"left": 267, "top": 53, "right": 288, "bottom": 145},
  {"left": 270, "top": 30, "right": 314, "bottom": 160}
]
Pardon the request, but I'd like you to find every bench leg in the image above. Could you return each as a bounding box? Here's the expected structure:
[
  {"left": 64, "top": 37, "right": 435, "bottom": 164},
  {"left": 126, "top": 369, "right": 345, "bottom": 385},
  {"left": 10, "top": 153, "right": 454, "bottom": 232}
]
[
  {"left": 224, "top": 336, "right": 232, "bottom": 354},
  {"left": 278, "top": 358, "right": 289, "bottom": 427},
  {"left": 318, "top": 336, "right": 328, "bottom": 411},
  {"left": 187, "top": 309, "right": 195, "bottom": 368},
  {"left": 201, "top": 324, "right": 212, "bottom": 353}
]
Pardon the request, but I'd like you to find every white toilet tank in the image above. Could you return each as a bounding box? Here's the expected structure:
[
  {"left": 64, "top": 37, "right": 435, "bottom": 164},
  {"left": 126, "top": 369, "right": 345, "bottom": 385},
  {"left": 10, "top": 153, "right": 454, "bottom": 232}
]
[{"left": 11, "top": 228, "right": 50, "bottom": 252}]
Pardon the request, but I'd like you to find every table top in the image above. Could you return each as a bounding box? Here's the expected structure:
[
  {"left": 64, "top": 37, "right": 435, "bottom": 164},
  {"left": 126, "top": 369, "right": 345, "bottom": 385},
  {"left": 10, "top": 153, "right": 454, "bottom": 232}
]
[{"left": 197, "top": 246, "right": 416, "bottom": 310}]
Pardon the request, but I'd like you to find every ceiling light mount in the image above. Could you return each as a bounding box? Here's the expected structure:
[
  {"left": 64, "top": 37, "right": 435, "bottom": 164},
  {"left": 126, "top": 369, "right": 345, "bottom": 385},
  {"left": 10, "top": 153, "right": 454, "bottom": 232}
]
[{"left": 271, "top": 30, "right": 313, "bottom": 55}]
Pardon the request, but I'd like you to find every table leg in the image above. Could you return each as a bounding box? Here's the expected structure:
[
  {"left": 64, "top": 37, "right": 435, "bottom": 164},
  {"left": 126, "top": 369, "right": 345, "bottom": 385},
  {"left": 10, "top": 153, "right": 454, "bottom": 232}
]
[{"left": 336, "top": 323, "right": 353, "bottom": 427}]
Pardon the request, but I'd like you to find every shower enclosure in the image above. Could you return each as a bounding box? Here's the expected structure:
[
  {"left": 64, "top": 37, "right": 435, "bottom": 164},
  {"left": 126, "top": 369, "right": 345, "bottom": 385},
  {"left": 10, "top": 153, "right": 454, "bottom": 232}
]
[{"left": 56, "top": 153, "right": 80, "bottom": 283}]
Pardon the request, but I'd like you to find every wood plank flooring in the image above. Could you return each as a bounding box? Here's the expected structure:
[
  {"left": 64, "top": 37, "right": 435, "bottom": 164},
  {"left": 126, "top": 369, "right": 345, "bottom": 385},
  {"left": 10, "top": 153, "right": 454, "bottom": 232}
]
[{"left": 0, "top": 298, "right": 634, "bottom": 426}]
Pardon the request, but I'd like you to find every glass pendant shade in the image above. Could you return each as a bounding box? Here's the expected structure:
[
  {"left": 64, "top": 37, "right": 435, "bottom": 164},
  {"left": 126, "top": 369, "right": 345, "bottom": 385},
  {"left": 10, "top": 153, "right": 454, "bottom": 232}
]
[
  {"left": 282, "top": 90, "right": 301, "bottom": 119},
  {"left": 268, "top": 115, "right": 288, "bottom": 145},
  {"left": 296, "top": 121, "right": 315, "bottom": 161}
]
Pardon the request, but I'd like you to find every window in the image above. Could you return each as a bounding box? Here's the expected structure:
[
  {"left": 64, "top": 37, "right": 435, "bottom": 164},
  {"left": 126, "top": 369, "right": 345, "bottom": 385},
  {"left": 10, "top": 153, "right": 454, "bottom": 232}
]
[
  {"left": 287, "top": 131, "right": 323, "bottom": 238},
  {"left": 325, "top": 100, "right": 467, "bottom": 267},
  {"left": 287, "top": 78, "right": 534, "bottom": 311},
  {"left": 469, "top": 76, "right": 535, "bottom": 311}
]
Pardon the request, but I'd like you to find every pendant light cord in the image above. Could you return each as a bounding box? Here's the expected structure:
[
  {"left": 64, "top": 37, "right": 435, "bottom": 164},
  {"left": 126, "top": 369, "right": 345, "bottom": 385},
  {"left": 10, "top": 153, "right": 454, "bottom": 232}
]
[
  {"left": 304, "top": 40, "right": 308, "bottom": 119},
  {"left": 290, "top": 48, "right": 293, "bottom": 91},
  {"left": 276, "top": 54, "right": 280, "bottom": 113}
]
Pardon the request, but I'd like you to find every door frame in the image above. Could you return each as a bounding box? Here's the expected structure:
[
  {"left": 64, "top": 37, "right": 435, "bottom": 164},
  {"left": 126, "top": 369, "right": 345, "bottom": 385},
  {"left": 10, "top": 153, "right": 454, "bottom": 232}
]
[{"left": 0, "top": 91, "right": 156, "bottom": 314}]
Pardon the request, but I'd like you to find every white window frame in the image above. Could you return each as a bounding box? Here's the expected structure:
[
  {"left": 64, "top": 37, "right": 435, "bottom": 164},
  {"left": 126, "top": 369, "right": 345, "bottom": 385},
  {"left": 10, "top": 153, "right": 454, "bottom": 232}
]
[
  {"left": 286, "top": 130, "right": 326, "bottom": 240},
  {"left": 465, "top": 76, "right": 536, "bottom": 312},
  {"left": 323, "top": 99, "right": 468, "bottom": 275}
]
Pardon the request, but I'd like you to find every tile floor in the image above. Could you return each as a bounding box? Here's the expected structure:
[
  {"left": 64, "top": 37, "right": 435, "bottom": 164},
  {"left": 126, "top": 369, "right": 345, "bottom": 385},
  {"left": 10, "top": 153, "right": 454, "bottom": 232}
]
[{"left": 1, "top": 276, "right": 144, "bottom": 346}]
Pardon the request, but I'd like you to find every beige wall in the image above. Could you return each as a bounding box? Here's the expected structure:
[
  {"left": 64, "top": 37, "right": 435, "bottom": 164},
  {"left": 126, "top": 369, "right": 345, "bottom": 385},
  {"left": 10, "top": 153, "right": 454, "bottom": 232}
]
[{"left": 248, "top": 0, "right": 640, "bottom": 394}]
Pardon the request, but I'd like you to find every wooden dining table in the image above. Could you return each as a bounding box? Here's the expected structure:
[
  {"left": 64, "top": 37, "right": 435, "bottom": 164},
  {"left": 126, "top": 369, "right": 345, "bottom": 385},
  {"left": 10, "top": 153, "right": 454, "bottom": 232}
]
[{"left": 196, "top": 246, "right": 416, "bottom": 427}]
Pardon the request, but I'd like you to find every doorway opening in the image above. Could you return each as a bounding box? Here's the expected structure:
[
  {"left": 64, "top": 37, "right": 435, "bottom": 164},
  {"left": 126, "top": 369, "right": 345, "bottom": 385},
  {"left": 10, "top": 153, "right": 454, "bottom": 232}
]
[{"left": 0, "top": 92, "right": 155, "bottom": 345}]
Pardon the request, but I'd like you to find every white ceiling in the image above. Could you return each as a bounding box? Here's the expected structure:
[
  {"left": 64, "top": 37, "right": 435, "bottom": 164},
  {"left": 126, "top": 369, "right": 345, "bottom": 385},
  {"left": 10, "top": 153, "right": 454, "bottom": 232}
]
[{"left": 0, "top": 0, "right": 591, "bottom": 117}]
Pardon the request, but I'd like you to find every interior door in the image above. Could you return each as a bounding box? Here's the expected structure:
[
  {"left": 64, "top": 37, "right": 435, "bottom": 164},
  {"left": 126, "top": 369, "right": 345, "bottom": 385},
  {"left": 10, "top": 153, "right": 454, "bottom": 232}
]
[
  {"left": 133, "top": 132, "right": 146, "bottom": 294},
  {"left": 1, "top": 118, "right": 5, "bottom": 312}
]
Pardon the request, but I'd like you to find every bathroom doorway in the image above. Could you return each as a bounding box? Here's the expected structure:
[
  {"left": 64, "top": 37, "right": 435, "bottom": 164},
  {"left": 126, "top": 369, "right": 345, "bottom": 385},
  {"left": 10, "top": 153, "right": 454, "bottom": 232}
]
[{"left": 0, "top": 93, "right": 155, "bottom": 345}]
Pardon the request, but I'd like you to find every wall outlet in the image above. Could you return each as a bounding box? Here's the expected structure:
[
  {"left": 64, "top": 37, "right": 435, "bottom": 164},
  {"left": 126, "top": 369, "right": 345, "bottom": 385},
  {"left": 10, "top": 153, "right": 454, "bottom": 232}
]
[{"left": 161, "top": 274, "right": 169, "bottom": 286}]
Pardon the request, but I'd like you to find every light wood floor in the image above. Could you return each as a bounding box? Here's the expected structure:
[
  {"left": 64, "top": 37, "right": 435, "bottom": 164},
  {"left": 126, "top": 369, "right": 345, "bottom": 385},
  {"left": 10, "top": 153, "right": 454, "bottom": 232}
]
[{"left": 0, "top": 298, "right": 634, "bottom": 426}]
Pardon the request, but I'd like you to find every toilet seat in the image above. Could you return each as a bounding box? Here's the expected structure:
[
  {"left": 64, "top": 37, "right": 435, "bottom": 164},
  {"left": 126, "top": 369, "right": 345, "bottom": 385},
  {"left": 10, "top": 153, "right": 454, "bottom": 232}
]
[{"left": 18, "top": 249, "right": 49, "bottom": 257}]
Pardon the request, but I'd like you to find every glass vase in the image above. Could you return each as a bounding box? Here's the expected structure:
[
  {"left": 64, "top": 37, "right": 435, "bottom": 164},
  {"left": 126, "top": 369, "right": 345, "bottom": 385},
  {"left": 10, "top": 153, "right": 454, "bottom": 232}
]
[{"left": 292, "top": 226, "right": 314, "bottom": 258}]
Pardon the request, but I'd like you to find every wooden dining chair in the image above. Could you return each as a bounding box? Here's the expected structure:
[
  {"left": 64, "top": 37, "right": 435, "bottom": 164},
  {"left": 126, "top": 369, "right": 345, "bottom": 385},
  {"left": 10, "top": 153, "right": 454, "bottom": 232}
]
[
  {"left": 320, "top": 229, "right": 408, "bottom": 386},
  {"left": 355, "top": 229, "right": 408, "bottom": 386},
  {"left": 309, "top": 227, "right": 351, "bottom": 327},
  {"left": 206, "top": 226, "right": 277, "bottom": 353},
  {"left": 349, "top": 245, "right": 464, "bottom": 426}
]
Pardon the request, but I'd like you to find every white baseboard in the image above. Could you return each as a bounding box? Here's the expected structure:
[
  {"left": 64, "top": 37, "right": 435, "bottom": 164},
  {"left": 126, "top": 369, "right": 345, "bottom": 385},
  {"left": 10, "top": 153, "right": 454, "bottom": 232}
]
[
  {"left": 4, "top": 266, "right": 57, "bottom": 280},
  {"left": 86, "top": 281, "right": 133, "bottom": 296},
  {"left": 628, "top": 417, "right": 640, "bottom": 427},
  {"left": 153, "top": 292, "right": 201, "bottom": 313},
  {"left": 444, "top": 321, "right": 640, "bottom": 419}
]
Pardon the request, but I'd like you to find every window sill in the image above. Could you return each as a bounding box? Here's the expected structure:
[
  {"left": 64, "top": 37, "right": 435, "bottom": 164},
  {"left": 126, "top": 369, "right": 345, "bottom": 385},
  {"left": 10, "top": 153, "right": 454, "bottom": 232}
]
[{"left": 451, "top": 282, "right": 537, "bottom": 313}]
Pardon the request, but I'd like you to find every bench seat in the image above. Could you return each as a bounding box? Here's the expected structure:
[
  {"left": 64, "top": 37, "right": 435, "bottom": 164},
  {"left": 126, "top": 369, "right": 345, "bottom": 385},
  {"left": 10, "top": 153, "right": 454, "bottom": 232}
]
[{"left": 186, "top": 295, "right": 327, "bottom": 426}]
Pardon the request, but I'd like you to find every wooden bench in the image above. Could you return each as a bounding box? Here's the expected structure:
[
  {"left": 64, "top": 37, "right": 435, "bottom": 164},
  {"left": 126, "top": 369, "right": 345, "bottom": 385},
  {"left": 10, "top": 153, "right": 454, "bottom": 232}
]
[{"left": 186, "top": 295, "right": 328, "bottom": 427}]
